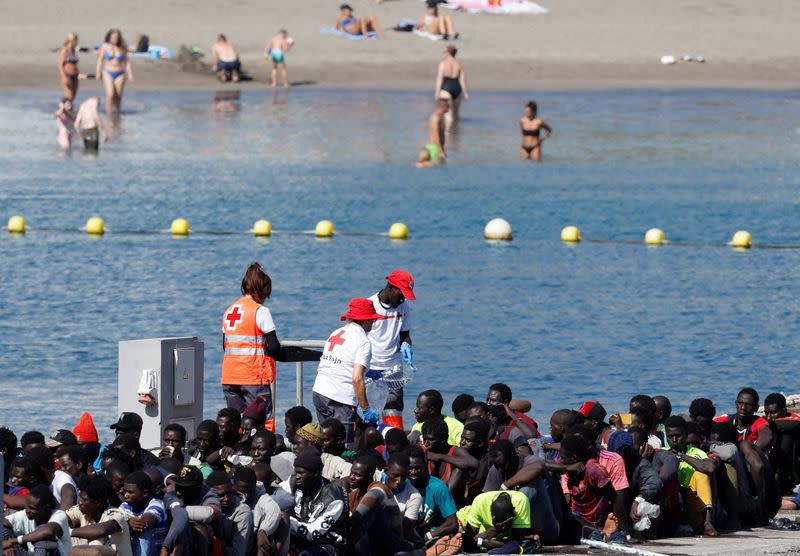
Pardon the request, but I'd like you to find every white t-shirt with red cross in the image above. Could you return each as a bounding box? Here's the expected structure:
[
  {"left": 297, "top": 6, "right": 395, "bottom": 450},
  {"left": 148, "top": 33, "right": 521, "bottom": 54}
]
[
  {"left": 367, "top": 293, "right": 412, "bottom": 370},
  {"left": 221, "top": 304, "right": 275, "bottom": 335},
  {"left": 313, "top": 322, "right": 372, "bottom": 406}
]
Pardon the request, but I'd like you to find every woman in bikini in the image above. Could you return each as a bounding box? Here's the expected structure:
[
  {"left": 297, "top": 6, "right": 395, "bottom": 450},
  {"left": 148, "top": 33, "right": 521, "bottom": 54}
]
[
  {"left": 519, "top": 101, "right": 552, "bottom": 162},
  {"left": 96, "top": 28, "right": 133, "bottom": 113},
  {"left": 435, "top": 46, "right": 467, "bottom": 123},
  {"left": 57, "top": 33, "right": 80, "bottom": 101},
  {"left": 336, "top": 4, "right": 385, "bottom": 39}
]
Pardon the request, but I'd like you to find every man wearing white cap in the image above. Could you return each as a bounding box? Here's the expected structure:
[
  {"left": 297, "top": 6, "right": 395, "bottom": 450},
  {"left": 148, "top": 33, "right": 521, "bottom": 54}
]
[{"left": 367, "top": 270, "right": 416, "bottom": 429}]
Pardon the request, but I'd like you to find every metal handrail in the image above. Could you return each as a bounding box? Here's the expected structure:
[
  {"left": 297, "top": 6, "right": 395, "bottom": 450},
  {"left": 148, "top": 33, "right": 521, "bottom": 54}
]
[{"left": 280, "top": 340, "right": 326, "bottom": 406}]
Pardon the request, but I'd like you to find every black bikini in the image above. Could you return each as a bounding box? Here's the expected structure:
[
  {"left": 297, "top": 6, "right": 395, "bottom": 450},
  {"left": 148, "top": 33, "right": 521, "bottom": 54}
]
[{"left": 521, "top": 126, "right": 540, "bottom": 153}]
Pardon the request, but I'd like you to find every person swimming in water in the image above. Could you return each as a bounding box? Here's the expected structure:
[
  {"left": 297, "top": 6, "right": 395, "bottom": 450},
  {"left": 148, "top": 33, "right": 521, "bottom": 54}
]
[
  {"left": 519, "top": 101, "right": 552, "bottom": 162},
  {"left": 336, "top": 4, "right": 385, "bottom": 39},
  {"left": 95, "top": 28, "right": 133, "bottom": 113},
  {"left": 417, "top": 99, "right": 450, "bottom": 168},
  {"left": 53, "top": 98, "right": 75, "bottom": 150},
  {"left": 435, "top": 46, "right": 467, "bottom": 124},
  {"left": 265, "top": 30, "right": 293, "bottom": 88},
  {"left": 73, "top": 97, "right": 109, "bottom": 153}
]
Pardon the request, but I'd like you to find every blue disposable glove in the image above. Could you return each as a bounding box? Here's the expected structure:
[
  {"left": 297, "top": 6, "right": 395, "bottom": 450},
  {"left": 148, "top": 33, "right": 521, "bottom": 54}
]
[
  {"left": 365, "top": 370, "right": 382, "bottom": 381},
  {"left": 400, "top": 342, "right": 413, "bottom": 365},
  {"left": 362, "top": 407, "right": 381, "bottom": 424}
]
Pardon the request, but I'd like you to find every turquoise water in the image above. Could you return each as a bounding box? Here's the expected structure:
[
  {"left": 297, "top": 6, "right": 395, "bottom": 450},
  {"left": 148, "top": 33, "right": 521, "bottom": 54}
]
[{"left": 1, "top": 88, "right": 799, "bottom": 441}]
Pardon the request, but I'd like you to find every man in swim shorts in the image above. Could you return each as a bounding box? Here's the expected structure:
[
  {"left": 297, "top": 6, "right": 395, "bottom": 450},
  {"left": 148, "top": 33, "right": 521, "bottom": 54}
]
[
  {"left": 72, "top": 96, "right": 108, "bottom": 153},
  {"left": 265, "top": 30, "right": 293, "bottom": 88},
  {"left": 212, "top": 34, "right": 242, "bottom": 82}
]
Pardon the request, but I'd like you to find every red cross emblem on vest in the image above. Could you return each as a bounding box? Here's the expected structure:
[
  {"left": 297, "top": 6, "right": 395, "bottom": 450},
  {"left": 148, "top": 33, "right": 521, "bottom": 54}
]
[
  {"left": 225, "top": 305, "right": 243, "bottom": 330},
  {"left": 327, "top": 330, "right": 346, "bottom": 351}
]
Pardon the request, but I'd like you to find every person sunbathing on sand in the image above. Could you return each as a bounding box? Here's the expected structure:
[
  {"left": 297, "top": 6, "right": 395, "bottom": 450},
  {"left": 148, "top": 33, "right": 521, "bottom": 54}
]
[
  {"left": 336, "top": 4, "right": 385, "bottom": 39},
  {"left": 418, "top": 2, "right": 458, "bottom": 40},
  {"left": 417, "top": 99, "right": 449, "bottom": 168}
]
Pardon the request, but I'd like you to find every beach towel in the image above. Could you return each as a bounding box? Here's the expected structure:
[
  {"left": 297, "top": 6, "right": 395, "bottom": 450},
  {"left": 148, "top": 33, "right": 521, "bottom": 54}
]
[
  {"left": 320, "top": 27, "right": 378, "bottom": 40},
  {"left": 443, "top": 0, "right": 547, "bottom": 14},
  {"left": 130, "top": 45, "right": 176, "bottom": 59},
  {"left": 413, "top": 29, "right": 445, "bottom": 40}
]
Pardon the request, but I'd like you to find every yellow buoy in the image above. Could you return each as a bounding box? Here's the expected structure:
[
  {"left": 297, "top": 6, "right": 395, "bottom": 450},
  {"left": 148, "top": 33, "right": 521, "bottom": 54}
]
[
  {"left": 388, "top": 222, "right": 409, "bottom": 240},
  {"left": 171, "top": 218, "right": 190, "bottom": 236},
  {"left": 484, "top": 218, "right": 513, "bottom": 241},
  {"left": 85, "top": 216, "right": 105, "bottom": 235},
  {"left": 561, "top": 226, "right": 581, "bottom": 243},
  {"left": 253, "top": 219, "right": 272, "bottom": 237},
  {"left": 315, "top": 220, "right": 335, "bottom": 238},
  {"left": 730, "top": 230, "right": 752, "bottom": 249},
  {"left": 7, "top": 215, "right": 26, "bottom": 234},
  {"left": 644, "top": 228, "right": 666, "bottom": 245}
]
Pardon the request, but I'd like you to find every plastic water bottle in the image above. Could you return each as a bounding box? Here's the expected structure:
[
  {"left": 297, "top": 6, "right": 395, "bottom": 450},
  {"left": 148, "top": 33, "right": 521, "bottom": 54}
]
[
  {"left": 365, "top": 375, "right": 389, "bottom": 411},
  {"left": 528, "top": 438, "right": 546, "bottom": 459}
]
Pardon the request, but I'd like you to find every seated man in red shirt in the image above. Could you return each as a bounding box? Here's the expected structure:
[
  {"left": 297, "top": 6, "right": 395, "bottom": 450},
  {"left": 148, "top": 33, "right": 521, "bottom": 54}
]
[
  {"left": 763, "top": 392, "right": 800, "bottom": 494},
  {"left": 713, "top": 388, "right": 773, "bottom": 448},
  {"left": 421, "top": 417, "right": 477, "bottom": 506},
  {"left": 713, "top": 387, "right": 777, "bottom": 520},
  {"left": 486, "top": 383, "right": 539, "bottom": 437}
]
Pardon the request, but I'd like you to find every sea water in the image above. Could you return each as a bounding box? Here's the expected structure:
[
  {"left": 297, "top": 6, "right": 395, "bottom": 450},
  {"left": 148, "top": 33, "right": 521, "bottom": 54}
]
[{"left": 1, "top": 87, "right": 799, "bottom": 440}]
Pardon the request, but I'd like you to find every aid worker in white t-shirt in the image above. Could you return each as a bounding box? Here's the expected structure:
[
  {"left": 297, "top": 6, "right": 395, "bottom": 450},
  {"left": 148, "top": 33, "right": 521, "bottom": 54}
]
[
  {"left": 312, "top": 298, "right": 385, "bottom": 442},
  {"left": 367, "top": 270, "right": 416, "bottom": 429}
]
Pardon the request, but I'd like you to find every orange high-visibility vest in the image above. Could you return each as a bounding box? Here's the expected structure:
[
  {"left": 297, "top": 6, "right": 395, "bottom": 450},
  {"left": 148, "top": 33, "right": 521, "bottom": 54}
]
[{"left": 221, "top": 296, "right": 276, "bottom": 386}]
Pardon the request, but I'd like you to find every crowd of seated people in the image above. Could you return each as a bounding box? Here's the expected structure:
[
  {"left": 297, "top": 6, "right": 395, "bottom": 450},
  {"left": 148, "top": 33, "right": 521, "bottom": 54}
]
[{"left": 2, "top": 384, "right": 798, "bottom": 555}]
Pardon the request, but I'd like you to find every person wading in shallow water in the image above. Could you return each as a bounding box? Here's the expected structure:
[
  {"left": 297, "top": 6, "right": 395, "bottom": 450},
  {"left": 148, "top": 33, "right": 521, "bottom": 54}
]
[
  {"left": 221, "top": 262, "right": 282, "bottom": 430},
  {"left": 417, "top": 99, "right": 449, "bottom": 168}
]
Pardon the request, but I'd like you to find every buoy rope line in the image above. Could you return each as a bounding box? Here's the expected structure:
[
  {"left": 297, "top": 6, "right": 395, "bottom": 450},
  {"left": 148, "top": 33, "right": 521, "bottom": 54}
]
[
  {"left": 3, "top": 227, "right": 392, "bottom": 238},
  {"left": 586, "top": 239, "right": 797, "bottom": 250},
  {"left": 4, "top": 226, "right": 800, "bottom": 249}
]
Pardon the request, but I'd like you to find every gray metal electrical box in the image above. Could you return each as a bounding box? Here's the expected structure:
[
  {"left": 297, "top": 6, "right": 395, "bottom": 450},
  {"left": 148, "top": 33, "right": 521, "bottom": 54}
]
[{"left": 118, "top": 337, "right": 204, "bottom": 451}]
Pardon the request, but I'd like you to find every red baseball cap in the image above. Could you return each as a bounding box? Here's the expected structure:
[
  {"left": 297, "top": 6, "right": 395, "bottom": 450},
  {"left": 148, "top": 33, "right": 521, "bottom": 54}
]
[
  {"left": 577, "top": 401, "right": 607, "bottom": 422},
  {"left": 386, "top": 270, "right": 416, "bottom": 300},
  {"left": 341, "top": 298, "right": 386, "bottom": 322}
]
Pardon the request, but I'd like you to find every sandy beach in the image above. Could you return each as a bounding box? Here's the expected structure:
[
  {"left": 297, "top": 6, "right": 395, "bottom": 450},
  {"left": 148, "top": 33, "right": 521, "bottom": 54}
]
[{"left": 1, "top": 0, "right": 799, "bottom": 91}]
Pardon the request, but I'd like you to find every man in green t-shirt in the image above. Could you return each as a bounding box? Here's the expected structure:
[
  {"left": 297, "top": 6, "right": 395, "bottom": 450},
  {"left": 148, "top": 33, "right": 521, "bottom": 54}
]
[
  {"left": 458, "top": 491, "right": 536, "bottom": 553},
  {"left": 411, "top": 390, "right": 464, "bottom": 445},
  {"left": 665, "top": 416, "right": 720, "bottom": 537}
]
